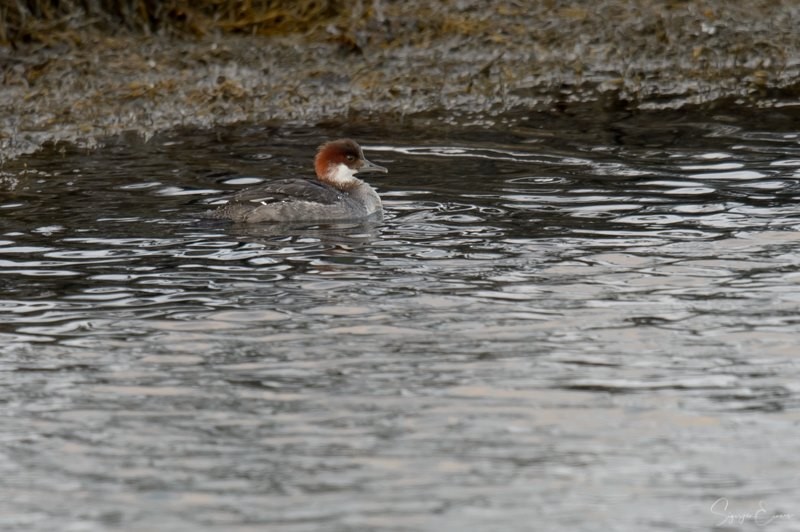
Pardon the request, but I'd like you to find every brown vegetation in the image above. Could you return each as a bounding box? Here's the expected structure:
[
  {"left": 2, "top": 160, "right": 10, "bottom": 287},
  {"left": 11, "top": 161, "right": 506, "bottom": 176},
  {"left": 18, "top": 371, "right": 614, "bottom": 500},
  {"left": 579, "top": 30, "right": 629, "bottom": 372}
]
[
  {"left": 2, "top": 1, "right": 800, "bottom": 161},
  {"left": 0, "top": 0, "right": 353, "bottom": 44}
]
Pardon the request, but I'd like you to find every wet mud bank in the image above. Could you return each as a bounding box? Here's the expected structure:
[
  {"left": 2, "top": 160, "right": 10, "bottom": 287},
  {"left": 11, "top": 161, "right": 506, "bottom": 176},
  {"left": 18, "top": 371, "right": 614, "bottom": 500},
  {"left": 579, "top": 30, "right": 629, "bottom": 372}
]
[{"left": 2, "top": 0, "right": 800, "bottom": 160}]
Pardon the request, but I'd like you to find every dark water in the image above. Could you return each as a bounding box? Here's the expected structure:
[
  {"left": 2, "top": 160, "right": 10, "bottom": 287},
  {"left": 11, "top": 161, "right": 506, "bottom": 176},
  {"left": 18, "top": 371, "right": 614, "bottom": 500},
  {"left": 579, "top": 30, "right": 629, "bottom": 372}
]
[{"left": 2, "top": 109, "right": 800, "bottom": 531}]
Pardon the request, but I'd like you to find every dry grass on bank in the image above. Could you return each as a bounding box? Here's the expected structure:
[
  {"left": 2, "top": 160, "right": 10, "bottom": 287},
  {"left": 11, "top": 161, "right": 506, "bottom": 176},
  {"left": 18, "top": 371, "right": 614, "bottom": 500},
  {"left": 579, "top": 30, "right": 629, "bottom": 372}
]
[{"left": 0, "top": 0, "right": 358, "bottom": 44}]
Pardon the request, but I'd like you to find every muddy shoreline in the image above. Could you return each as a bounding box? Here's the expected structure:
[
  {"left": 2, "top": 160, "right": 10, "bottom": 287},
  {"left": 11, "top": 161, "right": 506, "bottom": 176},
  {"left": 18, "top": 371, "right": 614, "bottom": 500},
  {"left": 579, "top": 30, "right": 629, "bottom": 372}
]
[{"left": 2, "top": 0, "right": 800, "bottom": 161}]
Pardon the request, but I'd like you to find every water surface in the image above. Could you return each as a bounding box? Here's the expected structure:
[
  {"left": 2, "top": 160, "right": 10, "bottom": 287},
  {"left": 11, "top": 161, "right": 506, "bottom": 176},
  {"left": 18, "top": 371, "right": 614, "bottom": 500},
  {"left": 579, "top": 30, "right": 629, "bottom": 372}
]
[{"left": 2, "top": 109, "right": 800, "bottom": 531}]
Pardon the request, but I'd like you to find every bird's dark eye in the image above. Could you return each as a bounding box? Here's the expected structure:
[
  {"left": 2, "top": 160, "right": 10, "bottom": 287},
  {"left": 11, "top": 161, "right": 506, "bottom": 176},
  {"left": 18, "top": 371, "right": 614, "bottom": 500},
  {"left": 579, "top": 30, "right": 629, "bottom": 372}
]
[{"left": 346, "top": 155, "right": 355, "bottom": 161}]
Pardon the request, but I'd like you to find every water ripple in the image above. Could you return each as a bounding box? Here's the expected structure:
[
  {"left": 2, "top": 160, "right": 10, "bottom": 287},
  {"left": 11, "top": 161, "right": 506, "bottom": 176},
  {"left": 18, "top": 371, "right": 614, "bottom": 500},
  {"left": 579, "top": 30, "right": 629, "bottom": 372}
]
[{"left": 2, "top": 112, "right": 800, "bottom": 531}]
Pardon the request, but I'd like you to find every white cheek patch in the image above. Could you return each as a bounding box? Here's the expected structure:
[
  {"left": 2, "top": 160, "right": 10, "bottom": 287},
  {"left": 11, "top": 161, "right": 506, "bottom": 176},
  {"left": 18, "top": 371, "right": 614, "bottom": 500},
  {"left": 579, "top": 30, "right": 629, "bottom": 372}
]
[{"left": 326, "top": 163, "right": 357, "bottom": 187}]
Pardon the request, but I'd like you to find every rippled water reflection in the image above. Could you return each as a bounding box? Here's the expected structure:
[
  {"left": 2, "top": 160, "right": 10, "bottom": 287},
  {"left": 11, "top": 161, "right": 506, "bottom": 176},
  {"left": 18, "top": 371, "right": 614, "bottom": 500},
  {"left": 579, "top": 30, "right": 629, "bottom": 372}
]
[{"left": 2, "top": 110, "right": 800, "bottom": 531}]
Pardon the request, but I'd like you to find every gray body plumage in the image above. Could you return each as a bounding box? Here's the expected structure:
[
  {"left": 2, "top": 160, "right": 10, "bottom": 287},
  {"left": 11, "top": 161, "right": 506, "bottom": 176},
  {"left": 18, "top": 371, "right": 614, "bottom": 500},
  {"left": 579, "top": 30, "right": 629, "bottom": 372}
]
[{"left": 205, "top": 177, "right": 383, "bottom": 223}]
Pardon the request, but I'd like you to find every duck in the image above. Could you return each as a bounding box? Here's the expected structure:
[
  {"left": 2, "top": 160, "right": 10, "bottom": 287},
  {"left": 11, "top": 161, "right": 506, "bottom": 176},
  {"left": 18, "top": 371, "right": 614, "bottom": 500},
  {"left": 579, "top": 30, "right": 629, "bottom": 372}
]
[{"left": 205, "top": 138, "right": 388, "bottom": 223}]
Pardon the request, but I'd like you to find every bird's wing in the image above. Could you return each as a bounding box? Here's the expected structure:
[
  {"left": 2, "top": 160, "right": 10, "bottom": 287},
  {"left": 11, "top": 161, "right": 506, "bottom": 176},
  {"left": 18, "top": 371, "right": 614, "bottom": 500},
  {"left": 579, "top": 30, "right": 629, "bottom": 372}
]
[{"left": 226, "top": 178, "right": 344, "bottom": 206}]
